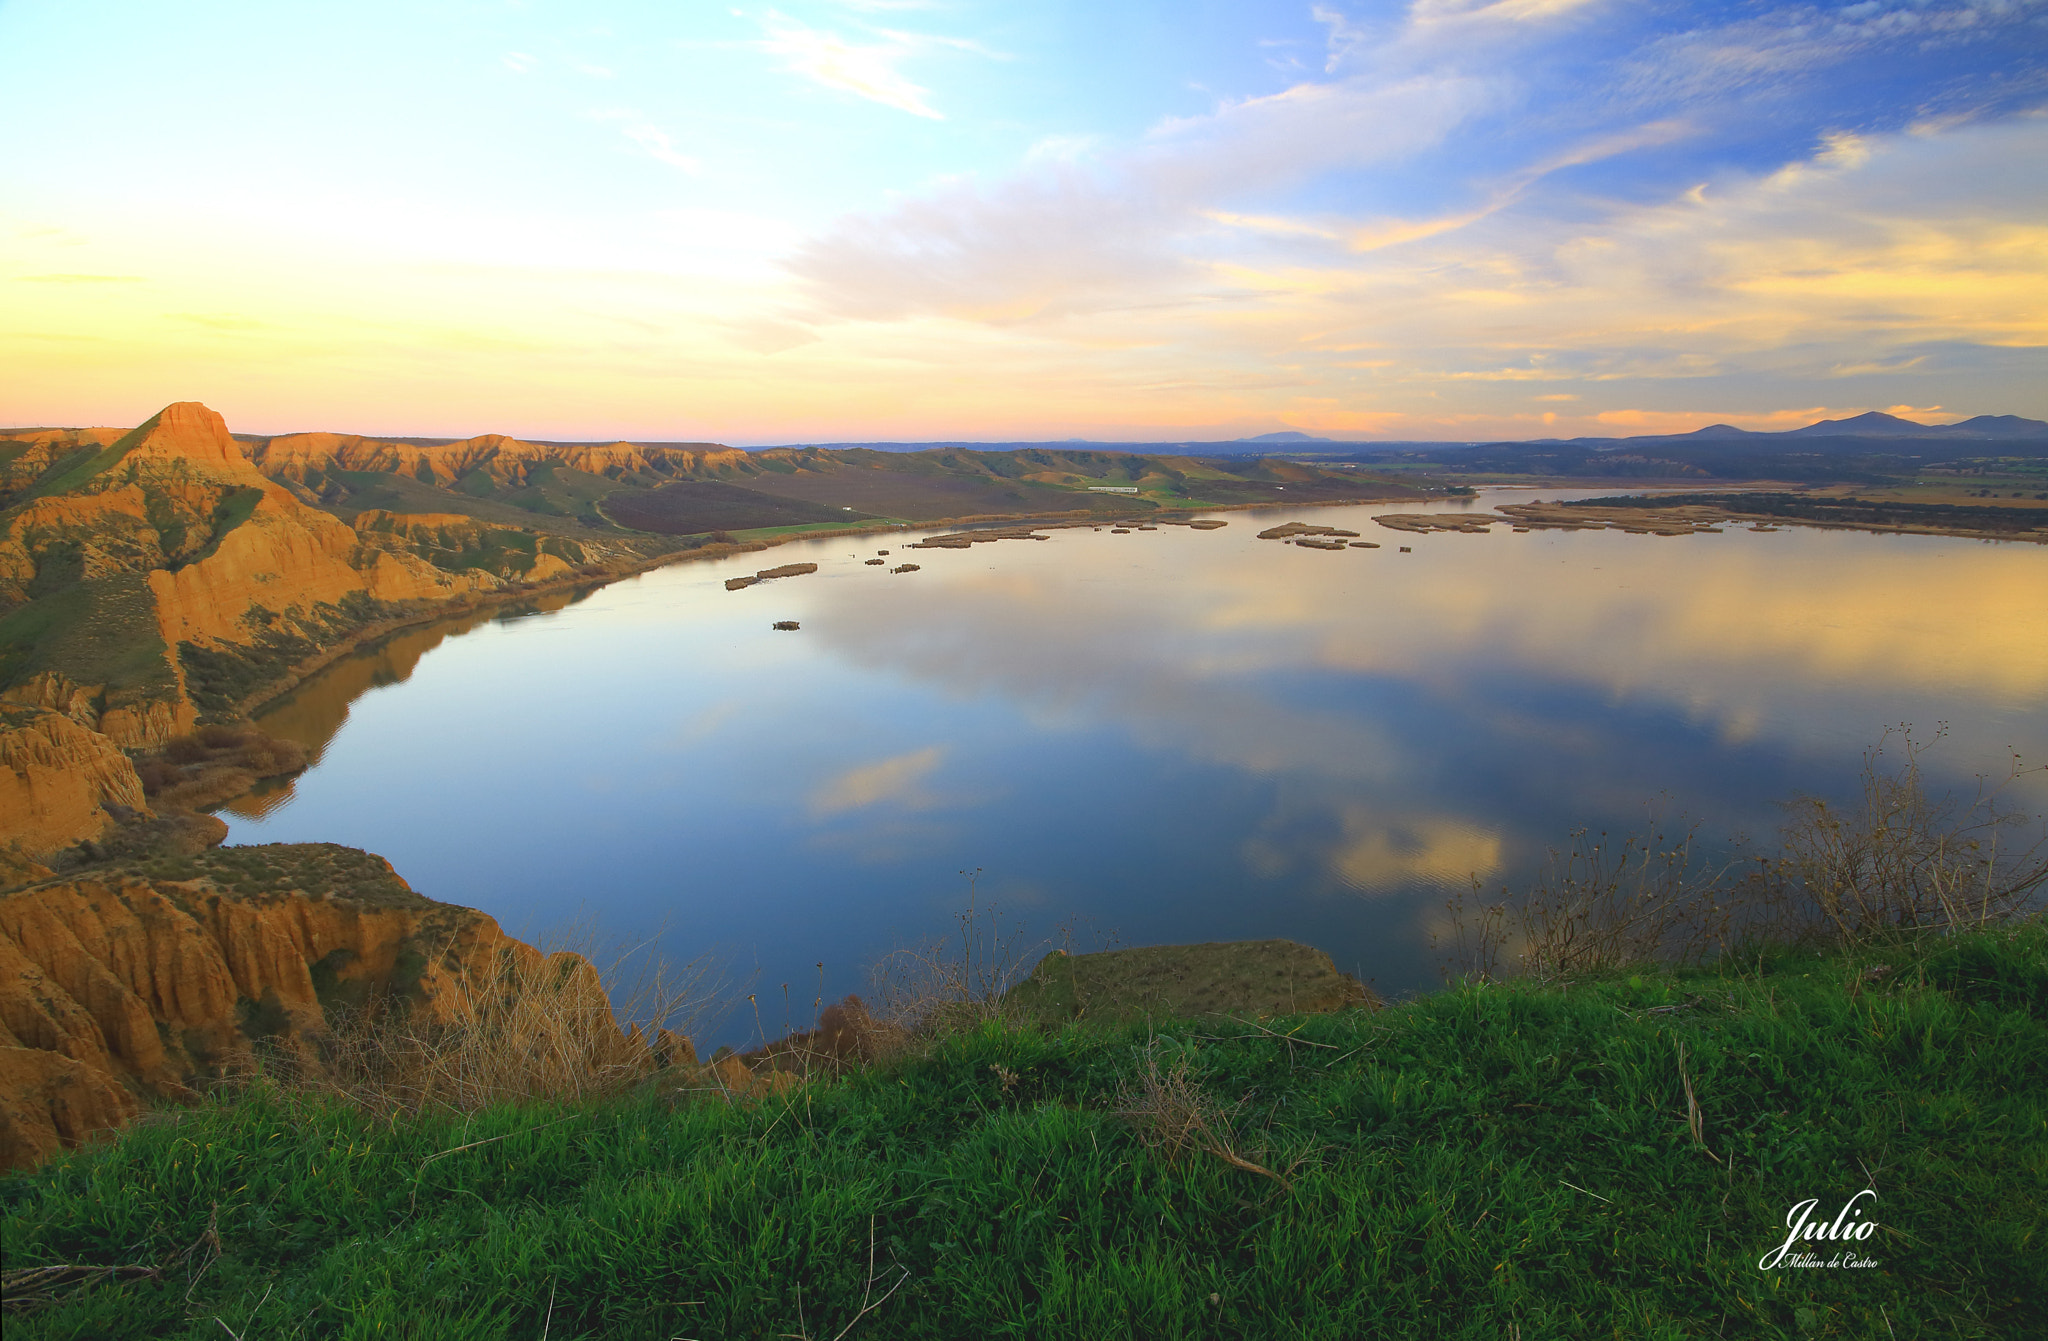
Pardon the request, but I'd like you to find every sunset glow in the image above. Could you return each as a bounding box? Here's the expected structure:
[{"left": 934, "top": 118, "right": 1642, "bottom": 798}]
[{"left": 5, "top": 0, "right": 2045, "bottom": 442}]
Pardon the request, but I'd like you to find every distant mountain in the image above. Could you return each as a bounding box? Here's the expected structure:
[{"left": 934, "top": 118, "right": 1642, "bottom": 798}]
[
  {"left": 1944, "top": 414, "right": 2048, "bottom": 438},
  {"left": 1785, "top": 410, "right": 2048, "bottom": 438},
  {"left": 1787, "top": 411, "right": 1943, "bottom": 437},
  {"left": 754, "top": 413, "right": 2044, "bottom": 457}
]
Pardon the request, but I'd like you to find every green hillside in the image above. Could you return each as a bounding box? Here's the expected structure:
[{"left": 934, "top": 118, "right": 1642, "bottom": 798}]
[{"left": 5, "top": 921, "right": 2042, "bottom": 1339}]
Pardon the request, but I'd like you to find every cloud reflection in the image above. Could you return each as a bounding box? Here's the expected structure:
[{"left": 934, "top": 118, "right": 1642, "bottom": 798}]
[
  {"left": 806, "top": 515, "right": 2048, "bottom": 883},
  {"left": 811, "top": 744, "right": 949, "bottom": 815}
]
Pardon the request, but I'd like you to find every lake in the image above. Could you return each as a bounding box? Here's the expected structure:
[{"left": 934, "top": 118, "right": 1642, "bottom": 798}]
[{"left": 222, "top": 490, "right": 2048, "bottom": 1044}]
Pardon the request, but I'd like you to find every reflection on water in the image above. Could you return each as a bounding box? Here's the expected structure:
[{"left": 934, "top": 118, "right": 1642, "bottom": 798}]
[
  {"left": 226, "top": 491, "right": 2048, "bottom": 1044},
  {"left": 225, "top": 590, "right": 589, "bottom": 819}
]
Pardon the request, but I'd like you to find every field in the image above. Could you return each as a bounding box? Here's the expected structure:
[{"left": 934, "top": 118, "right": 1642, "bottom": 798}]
[
  {"left": 4, "top": 922, "right": 2042, "bottom": 1339},
  {"left": 600, "top": 481, "right": 877, "bottom": 534},
  {"left": 715, "top": 461, "right": 1143, "bottom": 522}
]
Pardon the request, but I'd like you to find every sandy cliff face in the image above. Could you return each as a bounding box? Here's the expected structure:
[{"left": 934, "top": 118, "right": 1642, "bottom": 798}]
[
  {"left": 0, "top": 844, "right": 576, "bottom": 1169},
  {"left": 250, "top": 431, "right": 744, "bottom": 489},
  {"left": 0, "top": 401, "right": 691, "bottom": 856},
  {"left": 0, "top": 427, "right": 127, "bottom": 502},
  {"left": 0, "top": 705, "right": 151, "bottom": 860},
  {"left": 116, "top": 405, "right": 494, "bottom": 652},
  {"left": 350, "top": 510, "right": 582, "bottom": 583}
]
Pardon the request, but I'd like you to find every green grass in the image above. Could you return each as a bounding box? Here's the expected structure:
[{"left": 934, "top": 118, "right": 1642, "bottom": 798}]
[
  {"left": 14, "top": 414, "right": 158, "bottom": 503},
  {"left": 4, "top": 923, "right": 2043, "bottom": 1339},
  {"left": 181, "top": 487, "right": 265, "bottom": 566},
  {"left": 0, "top": 572, "right": 174, "bottom": 698}
]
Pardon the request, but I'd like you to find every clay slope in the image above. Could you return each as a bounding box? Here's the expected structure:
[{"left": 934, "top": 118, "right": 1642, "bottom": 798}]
[{"left": 0, "top": 843, "right": 622, "bottom": 1169}]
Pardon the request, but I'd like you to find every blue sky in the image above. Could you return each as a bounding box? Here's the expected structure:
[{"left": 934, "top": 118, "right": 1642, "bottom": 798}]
[{"left": 4, "top": 0, "right": 2045, "bottom": 440}]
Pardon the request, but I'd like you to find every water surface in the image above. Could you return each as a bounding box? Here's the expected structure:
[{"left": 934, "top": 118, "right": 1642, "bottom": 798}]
[{"left": 225, "top": 491, "right": 2048, "bottom": 1042}]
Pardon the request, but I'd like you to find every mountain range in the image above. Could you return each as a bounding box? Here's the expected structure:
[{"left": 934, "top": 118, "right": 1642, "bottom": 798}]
[
  {"left": 730, "top": 411, "right": 2045, "bottom": 455},
  {"left": 1533, "top": 410, "right": 2048, "bottom": 448}
]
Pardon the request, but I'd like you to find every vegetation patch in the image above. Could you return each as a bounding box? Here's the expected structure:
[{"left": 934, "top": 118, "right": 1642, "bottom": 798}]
[
  {"left": 0, "top": 573, "right": 174, "bottom": 701},
  {"left": 14, "top": 413, "right": 158, "bottom": 503},
  {"left": 603, "top": 480, "right": 874, "bottom": 534},
  {"left": 132, "top": 724, "right": 308, "bottom": 813},
  {"left": 128, "top": 842, "right": 427, "bottom": 909},
  {"left": 175, "top": 594, "right": 403, "bottom": 719}
]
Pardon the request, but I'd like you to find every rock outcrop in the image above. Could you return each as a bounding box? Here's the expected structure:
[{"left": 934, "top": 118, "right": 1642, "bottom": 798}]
[
  {"left": 0, "top": 843, "right": 636, "bottom": 1169},
  {"left": 1, "top": 705, "right": 151, "bottom": 860},
  {"left": 350, "top": 510, "right": 585, "bottom": 584},
  {"left": 247, "top": 431, "right": 745, "bottom": 492}
]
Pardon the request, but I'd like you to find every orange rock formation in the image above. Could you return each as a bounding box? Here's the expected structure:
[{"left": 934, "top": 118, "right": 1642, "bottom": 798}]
[
  {"left": 1, "top": 705, "right": 151, "bottom": 860},
  {"left": 248, "top": 431, "right": 747, "bottom": 491},
  {"left": 0, "top": 844, "right": 635, "bottom": 1169}
]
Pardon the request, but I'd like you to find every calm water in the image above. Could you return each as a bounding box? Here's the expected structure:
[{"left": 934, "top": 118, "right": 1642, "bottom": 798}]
[{"left": 224, "top": 491, "right": 2048, "bottom": 1042}]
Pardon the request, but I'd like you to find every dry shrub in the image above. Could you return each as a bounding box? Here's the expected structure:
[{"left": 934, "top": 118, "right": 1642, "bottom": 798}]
[
  {"left": 136, "top": 724, "right": 308, "bottom": 812},
  {"left": 866, "top": 870, "right": 1041, "bottom": 1038},
  {"left": 738, "top": 994, "right": 911, "bottom": 1082},
  {"left": 1439, "top": 728, "right": 2048, "bottom": 981},
  {"left": 1770, "top": 727, "right": 2048, "bottom": 946},
  {"left": 1116, "top": 1042, "right": 1290, "bottom": 1191},
  {"left": 1441, "top": 816, "right": 1738, "bottom": 982},
  {"left": 312, "top": 930, "right": 727, "bottom": 1118}
]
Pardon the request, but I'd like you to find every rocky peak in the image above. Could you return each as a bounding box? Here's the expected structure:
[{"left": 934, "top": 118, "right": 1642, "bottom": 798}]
[{"left": 123, "top": 401, "right": 267, "bottom": 481}]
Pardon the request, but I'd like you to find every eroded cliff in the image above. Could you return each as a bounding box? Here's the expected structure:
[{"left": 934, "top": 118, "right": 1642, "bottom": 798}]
[
  {"left": 0, "top": 843, "right": 622, "bottom": 1169},
  {"left": 0, "top": 703, "right": 151, "bottom": 861}
]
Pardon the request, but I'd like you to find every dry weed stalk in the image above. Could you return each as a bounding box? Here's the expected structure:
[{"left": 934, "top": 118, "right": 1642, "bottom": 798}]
[
  {"left": 1437, "top": 728, "right": 2047, "bottom": 983},
  {"left": 1675, "top": 1041, "right": 1720, "bottom": 1163},
  {"left": 1440, "top": 816, "right": 1737, "bottom": 982},
  {"left": 1116, "top": 1043, "right": 1290, "bottom": 1191},
  {"left": 1772, "top": 727, "right": 2048, "bottom": 945},
  {"left": 315, "top": 929, "right": 726, "bottom": 1118},
  {"left": 867, "top": 869, "right": 1040, "bottom": 1037}
]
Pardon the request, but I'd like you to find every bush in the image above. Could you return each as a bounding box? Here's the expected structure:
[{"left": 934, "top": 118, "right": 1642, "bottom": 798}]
[{"left": 1441, "top": 727, "right": 2047, "bottom": 981}]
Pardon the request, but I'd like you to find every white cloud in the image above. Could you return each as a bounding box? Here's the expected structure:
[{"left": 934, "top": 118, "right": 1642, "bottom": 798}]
[
  {"left": 787, "top": 72, "right": 1494, "bottom": 322},
  {"left": 588, "top": 109, "right": 702, "bottom": 174},
  {"left": 622, "top": 124, "right": 701, "bottom": 173},
  {"left": 758, "top": 12, "right": 946, "bottom": 119}
]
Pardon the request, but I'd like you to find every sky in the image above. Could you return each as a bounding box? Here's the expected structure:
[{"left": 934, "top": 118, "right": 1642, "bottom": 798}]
[{"left": 3, "top": 0, "right": 2045, "bottom": 443}]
